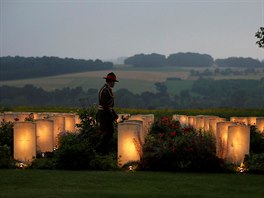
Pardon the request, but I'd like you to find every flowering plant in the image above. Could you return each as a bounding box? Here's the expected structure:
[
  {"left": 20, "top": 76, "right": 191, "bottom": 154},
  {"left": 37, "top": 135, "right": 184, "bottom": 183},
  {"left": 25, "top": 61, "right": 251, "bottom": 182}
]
[{"left": 141, "top": 116, "right": 221, "bottom": 171}]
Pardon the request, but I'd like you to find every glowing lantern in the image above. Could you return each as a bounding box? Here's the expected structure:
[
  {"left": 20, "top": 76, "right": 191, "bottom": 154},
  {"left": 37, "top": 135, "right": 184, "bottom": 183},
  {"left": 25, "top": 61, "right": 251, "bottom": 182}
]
[
  {"left": 35, "top": 119, "right": 54, "bottom": 152},
  {"left": 51, "top": 115, "right": 65, "bottom": 147},
  {"left": 3, "top": 112, "right": 16, "bottom": 122},
  {"left": 75, "top": 114, "right": 81, "bottom": 125},
  {"left": 172, "top": 115, "right": 188, "bottom": 126},
  {"left": 204, "top": 116, "right": 219, "bottom": 132},
  {"left": 124, "top": 120, "right": 144, "bottom": 144},
  {"left": 187, "top": 116, "right": 196, "bottom": 127},
  {"left": 216, "top": 121, "right": 235, "bottom": 159},
  {"left": 256, "top": 117, "right": 264, "bottom": 133},
  {"left": 209, "top": 117, "right": 226, "bottom": 137},
  {"left": 195, "top": 115, "right": 205, "bottom": 130},
  {"left": 64, "top": 113, "right": 76, "bottom": 132},
  {"left": 14, "top": 122, "right": 36, "bottom": 162},
  {"left": 117, "top": 114, "right": 130, "bottom": 123},
  {"left": 118, "top": 122, "right": 142, "bottom": 167},
  {"left": 0, "top": 113, "right": 4, "bottom": 122},
  {"left": 247, "top": 117, "right": 256, "bottom": 126},
  {"left": 129, "top": 115, "right": 150, "bottom": 141},
  {"left": 33, "top": 113, "right": 41, "bottom": 120},
  {"left": 230, "top": 117, "right": 248, "bottom": 125},
  {"left": 226, "top": 125, "right": 250, "bottom": 165},
  {"left": 17, "top": 112, "right": 30, "bottom": 121}
]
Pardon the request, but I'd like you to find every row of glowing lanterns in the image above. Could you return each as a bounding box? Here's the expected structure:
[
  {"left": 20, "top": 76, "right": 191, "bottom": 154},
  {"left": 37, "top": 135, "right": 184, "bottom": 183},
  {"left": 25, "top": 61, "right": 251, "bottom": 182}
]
[{"left": 1, "top": 112, "right": 264, "bottom": 168}]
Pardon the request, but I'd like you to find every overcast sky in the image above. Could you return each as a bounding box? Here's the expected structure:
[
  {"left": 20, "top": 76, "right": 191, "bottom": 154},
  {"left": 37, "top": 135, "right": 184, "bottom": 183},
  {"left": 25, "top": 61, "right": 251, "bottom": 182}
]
[{"left": 1, "top": 0, "right": 264, "bottom": 61}]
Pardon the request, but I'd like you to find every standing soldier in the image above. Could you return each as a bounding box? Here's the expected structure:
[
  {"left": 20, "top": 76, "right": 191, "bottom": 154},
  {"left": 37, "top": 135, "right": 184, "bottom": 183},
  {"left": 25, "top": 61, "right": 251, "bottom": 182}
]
[{"left": 96, "top": 72, "right": 119, "bottom": 154}]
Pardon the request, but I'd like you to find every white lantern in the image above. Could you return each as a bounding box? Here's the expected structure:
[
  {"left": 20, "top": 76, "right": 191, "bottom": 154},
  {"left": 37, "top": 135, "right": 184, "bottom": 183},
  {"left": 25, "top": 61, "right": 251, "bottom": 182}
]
[
  {"left": 187, "top": 116, "right": 196, "bottom": 127},
  {"left": 3, "top": 112, "right": 16, "bottom": 122},
  {"left": 129, "top": 115, "right": 150, "bottom": 141},
  {"left": 64, "top": 113, "right": 76, "bottom": 132},
  {"left": 216, "top": 121, "right": 235, "bottom": 159},
  {"left": 195, "top": 115, "right": 205, "bottom": 130},
  {"left": 14, "top": 122, "right": 36, "bottom": 162},
  {"left": 204, "top": 116, "right": 219, "bottom": 132},
  {"left": 118, "top": 122, "right": 142, "bottom": 167},
  {"left": 230, "top": 117, "right": 248, "bottom": 125},
  {"left": 51, "top": 115, "right": 65, "bottom": 147},
  {"left": 247, "top": 117, "right": 257, "bottom": 126},
  {"left": 35, "top": 119, "right": 54, "bottom": 152},
  {"left": 124, "top": 120, "right": 144, "bottom": 145},
  {"left": 226, "top": 125, "right": 250, "bottom": 165},
  {"left": 172, "top": 115, "right": 188, "bottom": 126},
  {"left": 256, "top": 117, "right": 264, "bottom": 133},
  {"left": 209, "top": 117, "right": 226, "bottom": 137}
]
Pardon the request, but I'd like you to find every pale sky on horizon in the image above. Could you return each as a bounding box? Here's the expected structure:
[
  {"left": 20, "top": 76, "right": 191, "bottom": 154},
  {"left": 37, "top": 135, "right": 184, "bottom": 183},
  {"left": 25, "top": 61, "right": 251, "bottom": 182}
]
[{"left": 1, "top": 0, "right": 264, "bottom": 61}]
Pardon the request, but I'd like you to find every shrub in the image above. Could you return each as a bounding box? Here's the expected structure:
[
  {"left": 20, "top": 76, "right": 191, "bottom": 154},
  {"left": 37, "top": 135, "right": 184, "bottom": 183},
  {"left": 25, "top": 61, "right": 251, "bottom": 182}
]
[
  {"left": 248, "top": 153, "right": 264, "bottom": 173},
  {"left": 141, "top": 116, "right": 223, "bottom": 172},
  {"left": 53, "top": 105, "right": 117, "bottom": 170},
  {"left": 0, "top": 145, "right": 14, "bottom": 168}
]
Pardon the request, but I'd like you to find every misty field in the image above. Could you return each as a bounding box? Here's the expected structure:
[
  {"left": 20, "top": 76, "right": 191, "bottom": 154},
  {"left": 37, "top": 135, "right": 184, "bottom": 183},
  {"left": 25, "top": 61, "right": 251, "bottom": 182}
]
[
  {"left": 0, "top": 170, "right": 264, "bottom": 198},
  {"left": 0, "top": 66, "right": 263, "bottom": 94}
]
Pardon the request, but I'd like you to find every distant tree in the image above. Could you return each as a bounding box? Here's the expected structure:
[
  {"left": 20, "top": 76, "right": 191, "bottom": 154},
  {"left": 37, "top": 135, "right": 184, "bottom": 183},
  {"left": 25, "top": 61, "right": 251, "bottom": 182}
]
[
  {"left": 255, "top": 27, "right": 264, "bottom": 48},
  {"left": 124, "top": 53, "right": 166, "bottom": 67}
]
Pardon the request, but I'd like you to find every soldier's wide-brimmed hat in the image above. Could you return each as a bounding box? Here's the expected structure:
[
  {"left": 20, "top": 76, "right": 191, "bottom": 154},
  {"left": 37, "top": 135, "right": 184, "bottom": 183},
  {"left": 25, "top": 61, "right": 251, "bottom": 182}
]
[{"left": 104, "top": 72, "right": 119, "bottom": 82}]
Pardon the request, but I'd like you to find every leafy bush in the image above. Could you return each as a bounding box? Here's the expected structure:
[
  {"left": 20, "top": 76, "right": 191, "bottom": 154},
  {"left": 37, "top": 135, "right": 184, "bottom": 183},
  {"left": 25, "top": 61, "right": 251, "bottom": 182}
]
[
  {"left": 0, "top": 120, "right": 14, "bottom": 156},
  {"left": 53, "top": 105, "right": 117, "bottom": 170},
  {"left": 248, "top": 153, "right": 264, "bottom": 173},
  {"left": 141, "top": 116, "right": 223, "bottom": 172},
  {"left": 0, "top": 145, "right": 14, "bottom": 168},
  {"left": 250, "top": 126, "right": 264, "bottom": 154}
]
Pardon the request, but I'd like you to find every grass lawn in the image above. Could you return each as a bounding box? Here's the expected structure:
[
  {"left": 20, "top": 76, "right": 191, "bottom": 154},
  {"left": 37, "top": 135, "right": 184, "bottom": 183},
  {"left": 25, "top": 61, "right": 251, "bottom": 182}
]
[{"left": 0, "top": 170, "right": 263, "bottom": 198}]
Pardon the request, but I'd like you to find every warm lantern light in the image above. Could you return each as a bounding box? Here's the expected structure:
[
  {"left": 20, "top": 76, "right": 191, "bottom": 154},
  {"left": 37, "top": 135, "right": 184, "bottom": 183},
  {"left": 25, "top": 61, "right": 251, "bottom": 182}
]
[
  {"left": 51, "top": 115, "right": 65, "bottom": 147},
  {"left": 203, "top": 116, "right": 219, "bottom": 132},
  {"left": 17, "top": 112, "right": 30, "bottom": 121},
  {"left": 117, "top": 114, "right": 130, "bottom": 123},
  {"left": 247, "top": 117, "right": 257, "bottom": 126},
  {"left": 64, "top": 113, "right": 76, "bottom": 132},
  {"left": 195, "top": 115, "right": 205, "bottom": 130},
  {"left": 124, "top": 120, "right": 144, "bottom": 145},
  {"left": 3, "top": 112, "right": 16, "bottom": 122},
  {"left": 129, "top": 115, "right": 151, "bottom": 142},
  {"left": 14, "top": 122, "right": 36, "bottom": 162},
  {"left": 256, "top": 117, "right": 264, "bottom": 133},
  {"left": 230, "top": 117, "right": 248, "bottom": 125},
  {"left": 35, "top": 119, "right": 54, "bottom": 153},
  {"left": 187, "top": 116, "right": 196, "bottom": 127},
  {"left": 75, "top": 114, "right": 81, "bottom": 125},
  {"left": 216, "top": 121, "right": 235, "bottom": 159},
  {"left": 118, "top": 122, "right": 142, "bottom": 167},
  {"left": 226, "top": 125, "right": 250, "bottom": 165},
  {"left": 209, "top": 117, "right": 226, "bottom": 137},
  {"left": 172, "top": 115, "right": 188, "bottom": 126}
]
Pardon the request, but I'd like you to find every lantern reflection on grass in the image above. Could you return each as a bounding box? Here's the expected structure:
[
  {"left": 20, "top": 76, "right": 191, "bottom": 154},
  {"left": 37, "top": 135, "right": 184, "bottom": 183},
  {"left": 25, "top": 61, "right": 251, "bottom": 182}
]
[
  {"left": 226, "top": 125, "right": 250, "bottom": 165},
  {"left": 14, "top": 122, "right": 36, "bottom": 163},
  {"left": 118, "top": 122, "right": 142, "bottom": 167}
]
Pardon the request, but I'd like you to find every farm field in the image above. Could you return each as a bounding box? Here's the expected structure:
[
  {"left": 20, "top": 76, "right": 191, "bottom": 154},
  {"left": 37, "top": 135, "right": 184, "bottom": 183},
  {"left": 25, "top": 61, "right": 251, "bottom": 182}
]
[
  {"left": 0, "top": 66, "right": 263, "bottom": 94},
  {"left": 0, "top": 170, "right": 263, "bottom": 198}
]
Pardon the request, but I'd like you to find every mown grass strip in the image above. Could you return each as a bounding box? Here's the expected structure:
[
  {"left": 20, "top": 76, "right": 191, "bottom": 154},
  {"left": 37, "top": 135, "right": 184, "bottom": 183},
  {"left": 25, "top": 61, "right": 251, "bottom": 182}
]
[{"left": 0, "top": 170, "right": 263, "bottom": 198}]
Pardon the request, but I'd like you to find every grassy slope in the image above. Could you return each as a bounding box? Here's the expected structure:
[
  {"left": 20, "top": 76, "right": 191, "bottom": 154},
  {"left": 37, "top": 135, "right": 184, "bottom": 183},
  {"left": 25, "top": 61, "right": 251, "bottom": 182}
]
[
  {"left": 0, "top": 170, "right": 263, "bottom": 198},
  {"left": 0, "top": 66, "right": 263, "bottom": 95}
]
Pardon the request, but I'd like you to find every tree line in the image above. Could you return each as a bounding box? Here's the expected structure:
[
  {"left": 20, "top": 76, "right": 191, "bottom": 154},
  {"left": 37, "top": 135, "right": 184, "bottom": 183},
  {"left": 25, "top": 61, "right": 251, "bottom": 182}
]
[
  {"left": 1, "top": 79, "right": 263, "bottom": 109},
  {"left": 124, "top": 52, "right": 264, "bottom": 67},
  {"left": 0, "top": 56, "right": 113, "bottom": 81}
]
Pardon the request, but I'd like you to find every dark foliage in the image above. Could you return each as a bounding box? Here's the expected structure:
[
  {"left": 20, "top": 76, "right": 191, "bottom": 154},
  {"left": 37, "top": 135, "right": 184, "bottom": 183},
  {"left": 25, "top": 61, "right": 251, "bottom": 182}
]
[
  {"left": 0, "top": 56, "right": 113, "bottom": 81},
  {"left": 140, "top": 116, "right": 223, "bottom": 172}
]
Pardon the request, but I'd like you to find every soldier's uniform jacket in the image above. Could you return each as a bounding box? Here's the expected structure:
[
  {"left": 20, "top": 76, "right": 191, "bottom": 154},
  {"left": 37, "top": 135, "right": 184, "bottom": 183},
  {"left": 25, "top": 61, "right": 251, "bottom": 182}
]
[{"left": 98, "top": 83, "right": 118, "bottom": 122}]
